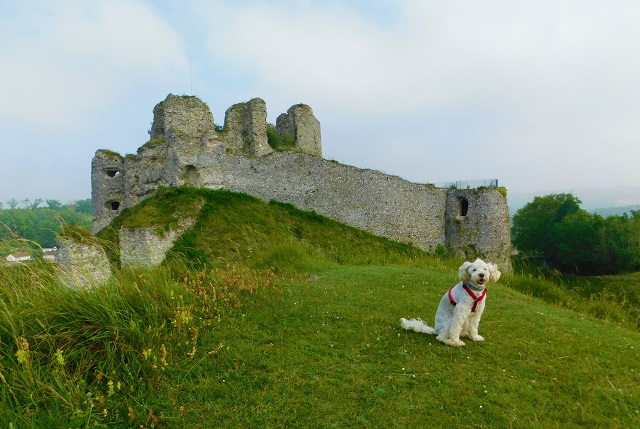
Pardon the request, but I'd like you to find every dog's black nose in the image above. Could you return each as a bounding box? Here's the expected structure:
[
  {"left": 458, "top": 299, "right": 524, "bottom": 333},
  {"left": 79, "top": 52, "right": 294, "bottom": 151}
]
[{"left": 479, "top": 273, "right": 484, "bottom": 277}]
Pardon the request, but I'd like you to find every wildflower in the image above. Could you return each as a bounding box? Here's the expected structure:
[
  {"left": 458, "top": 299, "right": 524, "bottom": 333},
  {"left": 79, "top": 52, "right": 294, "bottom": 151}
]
[
  {"left": 15, "top": 337, "right": 29, "bottom": 366},
  {"left": 160, "top": 344, "right": 168, "bottom": 368},
  {"left": 148, "top": 411, "right": 158, "bottom": 426},
  {"left": 54, "top": 349, "right": 65, "bottom": 366},
  {"left": 15, "top": 349, "right": 27, "bottom": 365}
]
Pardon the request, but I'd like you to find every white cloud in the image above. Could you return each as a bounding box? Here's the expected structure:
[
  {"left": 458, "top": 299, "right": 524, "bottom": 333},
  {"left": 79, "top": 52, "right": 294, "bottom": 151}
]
[
  {"left": 196, "top": 0, "right": 640, "bottom": 124},
  {"left": 0, "top": 0, "right": 187, "bottom": 132}
]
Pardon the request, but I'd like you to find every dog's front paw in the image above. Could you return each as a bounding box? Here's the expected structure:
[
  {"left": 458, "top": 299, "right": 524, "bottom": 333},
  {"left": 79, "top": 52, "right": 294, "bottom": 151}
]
[
  {"left": 439, "top": 336, "right": 465, "bottom": 347},
  {"left": 470, "top": 335, "right": 484, "bottom": 342}
]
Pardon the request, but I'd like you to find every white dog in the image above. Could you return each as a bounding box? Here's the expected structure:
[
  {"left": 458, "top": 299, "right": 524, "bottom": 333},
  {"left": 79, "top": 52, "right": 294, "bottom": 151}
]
[{"left": 400, "top": 258, "right": 501, "bottom": 347}]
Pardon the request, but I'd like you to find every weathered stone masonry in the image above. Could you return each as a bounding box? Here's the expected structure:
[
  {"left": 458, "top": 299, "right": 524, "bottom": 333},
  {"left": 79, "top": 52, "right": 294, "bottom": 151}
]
[{"left": 92, "top": 94, "right": 511, "bottom": 268}]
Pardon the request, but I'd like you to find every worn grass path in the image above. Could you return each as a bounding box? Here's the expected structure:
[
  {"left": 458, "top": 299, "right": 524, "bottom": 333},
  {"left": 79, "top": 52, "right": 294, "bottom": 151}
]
[{"left": 160, "top": 265, "right": 640, "bottom": 428}]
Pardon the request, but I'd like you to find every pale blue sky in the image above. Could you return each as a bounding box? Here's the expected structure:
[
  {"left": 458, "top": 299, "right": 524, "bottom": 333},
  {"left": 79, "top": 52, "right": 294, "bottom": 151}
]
[{"left": 1, "top": 0, "right": 640, "bottom": 210}]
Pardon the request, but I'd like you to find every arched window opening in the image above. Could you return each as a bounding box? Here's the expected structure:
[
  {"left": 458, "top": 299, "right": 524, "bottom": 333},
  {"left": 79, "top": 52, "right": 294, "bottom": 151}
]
[
  {"left": 459, "top": 197, "right": 469, "bottom": 217},
  {"left": 180, "top": 164, "right": 199, "bottom": 185},
  {"left": 106, "top": 200, "right": 121, "bottom": 211}
]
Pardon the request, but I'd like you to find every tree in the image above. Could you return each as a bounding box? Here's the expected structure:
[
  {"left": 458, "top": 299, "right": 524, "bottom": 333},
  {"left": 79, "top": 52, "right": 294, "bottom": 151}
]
[
  {"left": 553, "top": 211, "right": 604, "bottom": 274},
  {"left": 31, "top": 198, "right": 44, "bottom": 209},
  {"left": 46, "top": 199, "right": 63, "bottom": 210},
  {"left": 512, "top": 193, "right": 640, "bottom": 274},
  {"left": 512, "top": 193, "right": 582, "bottom": 263},
  {"left": 601, "top": 211, "right": 640, "bottom": 272},
  {"left": 74, "top": 198, "right": 93, "bottom": 215},
  {"left": 0, "top": 206, "right": 93, "bottom": 248},
  {"left": 7, "top": 198, "right": 18, "bottom": 209}
]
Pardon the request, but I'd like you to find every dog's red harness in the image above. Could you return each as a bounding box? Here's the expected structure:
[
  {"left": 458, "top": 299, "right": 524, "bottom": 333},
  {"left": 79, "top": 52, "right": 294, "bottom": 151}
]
[{"left": 448, "top": 283, "right": 486, "bottom": 313}]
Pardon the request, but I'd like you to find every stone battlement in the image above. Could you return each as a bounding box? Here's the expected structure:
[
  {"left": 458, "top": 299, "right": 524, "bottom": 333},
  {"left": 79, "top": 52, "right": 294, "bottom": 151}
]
[{"left": 91, "top": 95, "right": 511, "bottom": 267}]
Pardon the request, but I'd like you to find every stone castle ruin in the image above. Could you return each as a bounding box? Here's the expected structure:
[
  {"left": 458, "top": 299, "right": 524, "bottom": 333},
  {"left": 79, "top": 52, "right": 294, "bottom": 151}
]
[{"left": 91, "top": 94, "right": 511, "bottom": 268}]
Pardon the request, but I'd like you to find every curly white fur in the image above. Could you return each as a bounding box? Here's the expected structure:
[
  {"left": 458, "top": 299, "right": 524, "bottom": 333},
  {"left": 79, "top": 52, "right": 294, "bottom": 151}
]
[{"left": 400, "top": 258, "right": 501, "bottom": 347}]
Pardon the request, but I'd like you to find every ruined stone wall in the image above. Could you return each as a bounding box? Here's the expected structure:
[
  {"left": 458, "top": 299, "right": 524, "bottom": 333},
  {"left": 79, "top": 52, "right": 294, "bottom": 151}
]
[
  {"left": 119, "top": 218, "right": 196, "bottom": 269},
  {"left": 91, "top": 94, "right": 511, "bottom": 266},
  {"left": 56, "top": 236, "right": 112, "bottom": 289},
  {"left": 197, "top": 145, "right": 447, "bottom": 252}
]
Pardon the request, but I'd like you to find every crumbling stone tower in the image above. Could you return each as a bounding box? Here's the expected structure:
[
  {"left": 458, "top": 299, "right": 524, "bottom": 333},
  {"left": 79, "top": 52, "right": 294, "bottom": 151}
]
[
  {"left": 276, "top": 104, "right": 322, "bottom": 157},
  {"left": 445, "top": 188, "right": 511, "bottom": 262},
  {"left": 92, "top": 94, "right": 322, "bottom": 232},
  {"left": 91, "top": 150, "right": 125, "bottom": 232},
  {"left": 222, "top": 98, "right": 272, "bottom": 157}
]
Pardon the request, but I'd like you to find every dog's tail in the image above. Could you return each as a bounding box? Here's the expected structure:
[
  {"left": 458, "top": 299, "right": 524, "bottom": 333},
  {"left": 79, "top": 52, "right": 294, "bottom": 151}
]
[{"left": 400, "top": 318, "right": 435, "bottom": 334}]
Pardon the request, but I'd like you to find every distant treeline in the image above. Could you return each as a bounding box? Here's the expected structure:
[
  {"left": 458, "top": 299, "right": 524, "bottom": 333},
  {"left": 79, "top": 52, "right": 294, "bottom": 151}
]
[
  {"left": 512, "top": 194, "right": 640, "bottom": 275},
  {"left": 0, "top": 199, "right": 92, "bottom": 254}
]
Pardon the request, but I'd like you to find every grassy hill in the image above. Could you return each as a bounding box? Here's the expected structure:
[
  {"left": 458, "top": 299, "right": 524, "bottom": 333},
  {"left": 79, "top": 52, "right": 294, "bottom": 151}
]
[
  {"left": 1, "top": 187, "right": 639, "bottom": 428},
  {"left": 96, "top": 186, "right": 430, "bottom": 272}
]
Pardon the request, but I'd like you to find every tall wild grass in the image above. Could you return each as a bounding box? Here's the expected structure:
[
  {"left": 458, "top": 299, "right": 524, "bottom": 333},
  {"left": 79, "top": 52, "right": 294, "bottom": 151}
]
[{"left": 0, "top": 257, "right": 276, "bottom": 428}]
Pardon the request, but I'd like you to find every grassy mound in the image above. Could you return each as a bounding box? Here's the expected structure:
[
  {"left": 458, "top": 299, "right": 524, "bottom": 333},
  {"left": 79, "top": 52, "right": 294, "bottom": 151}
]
[{"left": 97, "top": 186, "right": 430, "bottom": 272}]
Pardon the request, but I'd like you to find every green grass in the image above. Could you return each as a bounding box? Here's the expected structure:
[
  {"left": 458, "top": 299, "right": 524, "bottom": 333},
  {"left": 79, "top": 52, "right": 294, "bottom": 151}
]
[
  {"left": 266, "top": 127, "right": 296, "bottom": 151},
  {"left": 167, "top": 265, "right": 640, "bottom": 428},
  {"left": 1, "top": 187, "right": 640, "bottom": 427},
  {"left": 3, "top": 262, "right": 639, "bottom": 427},
  {"left": 502, "top": 269, "right": 640, "bottom": 330}
]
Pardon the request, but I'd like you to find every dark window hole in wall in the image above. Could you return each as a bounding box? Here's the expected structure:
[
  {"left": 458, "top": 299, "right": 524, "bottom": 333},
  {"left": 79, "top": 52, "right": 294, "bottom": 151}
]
[
  {"left": 106, "top": 201, "right": 121, "bottom": 211},
  {"left": 105, "top": 170, "right": 121, "bottom": 177},
  {"left": 459, "top": 198, "right": 469, "bottom": 217}
]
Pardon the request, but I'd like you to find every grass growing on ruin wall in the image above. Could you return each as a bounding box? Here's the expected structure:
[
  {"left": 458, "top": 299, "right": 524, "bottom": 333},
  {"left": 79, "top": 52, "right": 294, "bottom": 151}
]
[{"left": 266, "top": 127, "right": 296, "bottom": 151}]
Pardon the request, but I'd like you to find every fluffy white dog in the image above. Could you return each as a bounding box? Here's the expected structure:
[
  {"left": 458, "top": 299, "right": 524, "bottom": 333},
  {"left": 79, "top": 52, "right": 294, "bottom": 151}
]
[{"left": 400, "top": 258, "right": 501, "bottom": 347}]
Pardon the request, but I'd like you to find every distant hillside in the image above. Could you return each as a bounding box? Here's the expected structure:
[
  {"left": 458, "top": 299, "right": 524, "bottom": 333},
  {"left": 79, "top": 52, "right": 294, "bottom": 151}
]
[
  {"left": 0, "top": 206, "right": 92, "bottom": 254},
  {"left": 591, "top": 205, "right": 640, "bottom": 217},
  {"left": 97, "top": 187, "right": 430, "bottom": 271}
]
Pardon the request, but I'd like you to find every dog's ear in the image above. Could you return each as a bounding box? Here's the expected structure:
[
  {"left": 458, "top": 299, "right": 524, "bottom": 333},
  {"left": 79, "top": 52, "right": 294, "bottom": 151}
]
[
  {"left": 458, "top": 261, "right": 472, "bottom": 282},
  {"left": 488, "top": 263, "right": 501, "bottom": 283}
]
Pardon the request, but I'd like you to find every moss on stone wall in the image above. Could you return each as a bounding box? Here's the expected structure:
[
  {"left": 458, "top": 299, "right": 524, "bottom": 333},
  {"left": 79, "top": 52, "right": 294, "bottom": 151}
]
[
  {"left": 96, "top": 149, "right": 124, "bottom": 161},
  {"left": 140, "top": 137, "right": 166, "bottom": 151}
]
